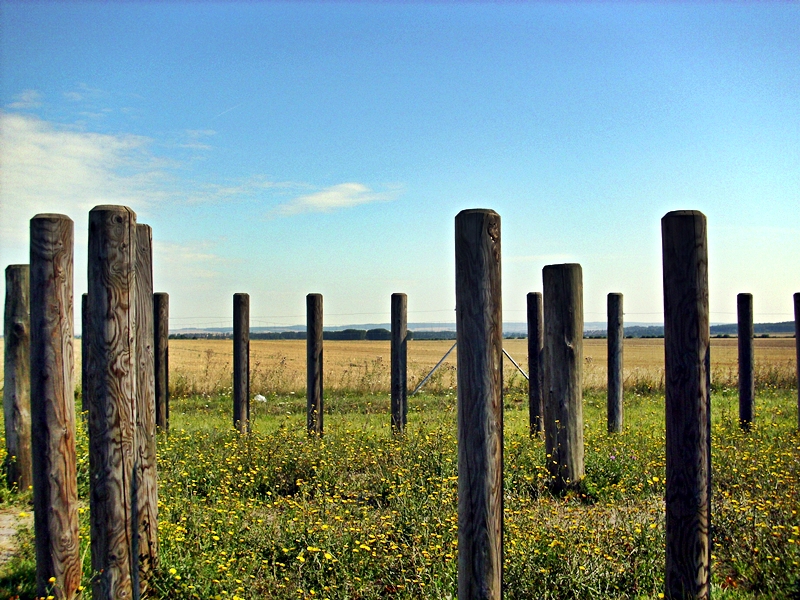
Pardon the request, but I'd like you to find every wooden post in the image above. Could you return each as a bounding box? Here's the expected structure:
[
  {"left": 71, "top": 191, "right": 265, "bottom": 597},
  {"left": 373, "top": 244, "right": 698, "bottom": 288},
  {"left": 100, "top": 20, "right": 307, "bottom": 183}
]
[
  {"left": 607, "top": 292, "right": 624, "bottom": 433},
  {"left": 87, "top": 205, "right": 138, "bottom": 600},
  {"left": 795, "top": 293, "right": 799, "bottom": 431},
  {"left": 135, "top": 224, "right": 158, "bottom": 587},
  {"left": 737, "top": 293, "right": 754, "bottom": 430},
  {"left": 29, "top": 214, "right": 81, "bottom": 599},
  {"left": 527, "top": 292, "right": 544, "bottom": 436},
  {"left": 4, "top": 265, "right": 32, "bottom": 492},
  {"left": 391, "top": 293, "right": 408, "bottom": 433},
  {"left": 307, "top": 293, "right": 323, "bottom": 436},
  {"left": 542, "top": 264, "right": 585, "bottom": 492},
  {"left": 455, "top": 209, "right": 503, "bottom": 600},
  {"left": 154, "top": 292, "right": 169, "bottom": 430},
  {"left": 233, "top": 293, "right": 250, "bottom": 434},
  {"left": 81, "top": 293, "right": 88, "bottom": 415},
  {"left": 661, "top": 210, "right": 711, "bottom": 600}
]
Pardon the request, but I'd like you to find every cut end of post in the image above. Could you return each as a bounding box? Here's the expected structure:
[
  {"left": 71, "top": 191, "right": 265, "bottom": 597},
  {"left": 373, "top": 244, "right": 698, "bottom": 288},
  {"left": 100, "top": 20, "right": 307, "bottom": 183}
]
[
  {"left": 456, "top": 208, "right": 500, "bottom": 218},
  {"left": 90, "top": 204, "right": 137, "bottom": 217},
  {"left": 31, "top": 213, "right": 73, "bottom": 224},
  {"left": 662, "top": 209, "right": 707, "bottom": 220}
]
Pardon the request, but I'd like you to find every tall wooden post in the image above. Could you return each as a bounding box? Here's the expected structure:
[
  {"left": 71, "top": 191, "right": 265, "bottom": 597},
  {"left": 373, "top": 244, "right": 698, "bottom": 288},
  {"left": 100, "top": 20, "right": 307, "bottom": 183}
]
[
  {"left": 607, "top": 292, "right": 624, "bottom": 433},
  {"left": 307, "top": 293, "right": 323, "bottom": 436},
  {"left": 87, "top": 205, "right": 138, "bottom": 600},
  {"left": 154, "top": 292, "right": 169, "bottom": 430},
  {"left": 135, "top": 224, "right": 158, "bottom": 588},
  {"left": 81, "top": 293, "right": 88, "bottom": 415},
  {"left": 4, "top": 265, "right": 32, "bottom": 492},
  {"left": 737, "top": 293, "right": 754, "bottom": 430},
  {"left": 542, "top": 264, "right": 585, "bottom": 492},
  {"left": 391, "top": 293, "right": 408, "bottom": 433},
  {"left": 527, "top": 292, "right": 544, "bottom": 436},
  {"left": 662, "top": 210, "right": 711, "bottom": 600},
  {"left": 794, "top": 293, "right": 799, "bottom": 431},
  {"left": 455, "top": 209, "right": 503, "bottom": 600},
  {"left": 29, "top": 214, "right": 81, "bottom": 599},
  {"left": 233, "top": 293, "right": 250, "bottom": 434}
]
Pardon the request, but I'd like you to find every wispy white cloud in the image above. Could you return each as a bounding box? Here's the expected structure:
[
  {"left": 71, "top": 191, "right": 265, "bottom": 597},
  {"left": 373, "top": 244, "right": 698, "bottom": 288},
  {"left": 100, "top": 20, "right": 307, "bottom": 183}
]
[
  {"left": 275, "top": 182, "right": 397, "bottom": 216},
  {"left": 6, "top": 89, "right": 42, "bottom": 110},
  {"left": 180, "top": 129, "right": 217, "bottom": 150},
  {"left": 153, "top": 240, "right": 229, "bottom": 281}
]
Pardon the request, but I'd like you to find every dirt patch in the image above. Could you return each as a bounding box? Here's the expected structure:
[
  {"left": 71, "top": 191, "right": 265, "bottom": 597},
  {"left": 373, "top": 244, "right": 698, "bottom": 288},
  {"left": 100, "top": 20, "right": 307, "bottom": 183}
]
[{"left": 0, "top": 508, "right": 32, "bottom": 568}]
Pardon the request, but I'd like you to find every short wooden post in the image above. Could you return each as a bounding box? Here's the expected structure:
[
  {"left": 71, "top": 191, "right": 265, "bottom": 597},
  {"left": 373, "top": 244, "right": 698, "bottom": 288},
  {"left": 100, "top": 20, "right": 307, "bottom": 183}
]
[
  {"left": 135, "top": 224, "right": 158, "bottom": 587},
  {"left": 29, "top": 214, "right": 81, "bottom": 599},
  {"left": 542, "top": 263, "right": 585, "bottom": 492},
  {"left": 307, "top": 293, "right": 323, "bottom": 436},
  {"left": 81, "top": 293, "right": 88, "bottom": 415},
  {"left": 87, "top": 205, "right": 138, "bottom": 600},
  {"left": 794, "top": 293, "right": 799, "bottom": 431},
  {"left": 455, "top": 209, "right": 503, "bottom": 600},
  {"left": 527, "top": 292, "right": 544, "bottom": 436},
  {"left": 233, "top": 293, "right": 250, "bottom": 433},
  {"left": 154, "top": 292, "right": 169, "bottom": 430},
  {"left": 391, "top": 293, "right": 408, "bottom": 433},
  {"left": 662, "top": 210, "right": 711, "bottom": 600},
  {"left": 607, "top": 292, "right": 624, "bottom": 433},
  {"left": 4, "top": 265, "right": 32, "bottom": 491},
  {"left": 737, "top": 293, "right": 754, "bottom": 430}
]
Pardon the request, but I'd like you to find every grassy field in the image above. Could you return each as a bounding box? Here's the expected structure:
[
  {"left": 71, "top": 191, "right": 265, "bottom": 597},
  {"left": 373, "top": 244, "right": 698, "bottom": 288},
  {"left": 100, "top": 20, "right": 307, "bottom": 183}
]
[{"left": 0, "top": 338, "right": 798, "bottom": 599}]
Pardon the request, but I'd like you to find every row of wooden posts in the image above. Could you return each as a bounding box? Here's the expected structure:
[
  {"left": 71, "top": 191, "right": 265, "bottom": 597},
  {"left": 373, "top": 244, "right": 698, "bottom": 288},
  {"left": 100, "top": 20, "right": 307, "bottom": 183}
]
[{"left": 3, "top": 206, "right": 800, "bottom": 599}]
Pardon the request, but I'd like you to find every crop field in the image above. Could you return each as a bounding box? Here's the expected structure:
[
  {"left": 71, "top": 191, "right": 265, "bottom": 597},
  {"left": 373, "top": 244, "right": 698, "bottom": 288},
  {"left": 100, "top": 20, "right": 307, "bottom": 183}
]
[{"left": 1, "top": 337, "right": 799, "bottom": 599}]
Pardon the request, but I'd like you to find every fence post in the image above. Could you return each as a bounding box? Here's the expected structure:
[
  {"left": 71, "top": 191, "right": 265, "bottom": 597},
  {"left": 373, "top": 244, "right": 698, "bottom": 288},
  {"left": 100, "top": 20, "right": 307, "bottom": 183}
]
[
  {"left": 307, "top": 293, "right": 323, "bottom": 436},
  {"left": 607, "top": 292, "right": 624, "bottom": 433},
  {"left": 391, "top": 293, "right": 408, "bottom": 433},
  {"left": 154, "top": 292, "right": 169, "bottom": 430},
  {"left": 795, "top": 293, "right": 799, "bottom": 431},
  {"left": 29, "top": 214, "right": 81, "bottom": 599},
  {"left": 135, "top": 224, "right": 158, "bottom": 588},
  {"left": 455, "top": 209, "right": 503, "bottom": 600},
  {"left": 527, "top": 292, "right": 544, "bottom": 436},
  {"left": 87, "top": 205, "right": 138, "bottom": 600},
  {"left": 542, "top": 264, "right": 585, "bottom": 492},
  {"left": 662, "top": 210, "right": 711, "bottom": 600},
  {"left": 4, "top": 265, "right": 32, "bottom": 492},
  {"left": 737, "top": 293, "right": 754, "bottom": 430},
  {"left": 81, "top": 293, "right": 89, "bottom": 415},
  {"left": 233, "top": 293, "right": 250, "bottom": 434}
]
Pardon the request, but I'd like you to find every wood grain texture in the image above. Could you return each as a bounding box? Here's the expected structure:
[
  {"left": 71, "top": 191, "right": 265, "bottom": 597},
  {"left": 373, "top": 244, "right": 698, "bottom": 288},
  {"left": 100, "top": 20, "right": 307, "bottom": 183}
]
[
  {"left": 134, "top": 224, "right": 158, "bottom": 589},
  {"left": 391, "top": 293, "right": 408, "bottom": 433},
  {"left": 607, "top": 293, "right": 624, "bottom": 433},
  {"left": 661, "top": 210, "right": 710, "bottom": 600},
  {"left": 233, "top": 293, "right": 250, "bottom": 433},
  {"left": 87, "top": 205, "right": 138, "bottom": 600},
  {"left": 29, "top": 215, "right": 81, "bottom": 599},
  {"left": 4, "top": 265, "right": 32, "bottom": 491},
  {"left": 527, "top": 292, "right": 544, "bottom": 436},
  {"left": 737, "top": 293, "right": 754, "bottom": 430},
  {"left": 542, "top": 264, "right": 585, "bottom": 492},
  {"left": 154, "top": 293, "right": 169, "bottom": 430},
  {"left": 455, "top": 209, "right": 503, "bottom": 600},
  {"left": 307, "top": 294, "right": 323, "bottom": 436}
]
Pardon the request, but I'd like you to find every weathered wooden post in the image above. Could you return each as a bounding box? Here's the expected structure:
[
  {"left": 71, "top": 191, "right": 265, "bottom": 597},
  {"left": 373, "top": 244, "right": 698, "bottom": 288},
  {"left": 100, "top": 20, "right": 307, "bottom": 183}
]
[
  {"left": 87, "top": 205, "right": 138, "bottom": 600},
  {"left": 29, "top": 214, "right": 81, "bottom": 599},
  {"left": 737, "top": 293, "right": 754, "bottom": 430},
  {"left": 4, "top": 265, "right": 32, "bottom": 492},
  {"left": 527, "top": 292, "right": 544, "bottom": 436},
  {"left": 455, "top": 209, "right": 503, "bottom": 600},
  {"left": 795, "top": 293, "right": 799, "bottom": 431},
  {"left": 307, "top": 293, "right": 323, "bottom": 436},
  {"left": 233, "top": 293, "right": 250, "bottom": 433},
  {"left": 154, "top": 292, "right": 169, "bottom": 430},
  {"left": 543, "top": 264, "right": 585, "bottom": 492},
  {"left": 135, "top": 224, "right": 158, "bottom": 587},
  {"left": 391, "top": 293, "right": 408, "bottom": 433},
  {"left": 662, "top": 210, "right": 711, "bottom": 600},
  {"left": 607, "top": 292, "right": 624, "bottom": 433},
  {"left": 81, "top": 293, "right": 88, "bottom": 415}
]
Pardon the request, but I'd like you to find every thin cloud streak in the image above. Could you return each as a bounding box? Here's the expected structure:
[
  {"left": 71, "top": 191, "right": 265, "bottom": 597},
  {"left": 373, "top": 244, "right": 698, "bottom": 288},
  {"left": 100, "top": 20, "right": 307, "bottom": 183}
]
[{"left": 274, "top": 182, "right": 398, "bottom": 216}]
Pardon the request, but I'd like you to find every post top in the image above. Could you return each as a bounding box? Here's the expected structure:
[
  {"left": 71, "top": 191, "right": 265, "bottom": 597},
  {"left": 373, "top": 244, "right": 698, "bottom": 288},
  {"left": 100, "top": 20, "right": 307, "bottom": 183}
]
[
  {"left": 662, "top": 209, "right": 706, "bottom": 220},
  {"left": 90, "top": 205, "right": 137, "bottom": 217},
  {"left": 31, "top": 213, "right": 73, "bottom": 223},
  {"left": 5, "top": 264, "right": 29, "bottom": 271},
  {"left": 542, "top": 263, "right": 582, "bottom": 271},
  {"left": 456, "top": 208, "right": 500, "bottom": 218}
]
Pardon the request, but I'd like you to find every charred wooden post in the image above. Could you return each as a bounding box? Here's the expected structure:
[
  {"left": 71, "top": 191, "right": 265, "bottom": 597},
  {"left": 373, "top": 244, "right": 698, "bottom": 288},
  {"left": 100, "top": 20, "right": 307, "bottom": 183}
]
[
  {"left": 737, "top": 293, "right": 754, "bottom": 430},
  {"left": 154, "top": 292, "right": 169, "bottom": 430},
  {"left": 527, "top": 292, "right": 544, "bottom": 436},
  {"left": 662, "top": 210, "right": 711, "bottom": 600},
  {"left": 87, "top": 205, "right": 138, "bottom": 600},
  {"left": 607, "top": 292, "right": 624, "bottom": 433},
  {"left": 29, "top": 214, "right": 81, "bottom": 599},
  {"left": 455, "top": 209, "right": 503, "bottom": 600},
  {"left": 542, "top": 263, "right": 585, "bottom": 492},
  {"left": 391, "top": 293, "right": 408, "bottom": 433},
  {"left": 795, "top": 293, "right": 799, "bottom": 430},
  {"left": 233, "top": 293, "right": 250, "bottom": 434},
  {"left": 81, "top": 293, "right": 88, "bottom": 416},
  {"left": 307, "top": 293, "right": 323, "bottom": 436}
]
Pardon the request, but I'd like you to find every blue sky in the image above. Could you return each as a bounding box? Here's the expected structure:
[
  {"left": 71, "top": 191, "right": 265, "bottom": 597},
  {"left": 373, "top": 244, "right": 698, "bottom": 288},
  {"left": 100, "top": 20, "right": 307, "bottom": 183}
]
[{"left": 1, "top": 2, "right": 798, "bottom": 330}]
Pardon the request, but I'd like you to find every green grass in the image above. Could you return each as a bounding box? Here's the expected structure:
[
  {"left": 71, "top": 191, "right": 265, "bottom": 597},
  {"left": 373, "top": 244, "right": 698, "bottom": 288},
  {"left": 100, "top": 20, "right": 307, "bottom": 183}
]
[{"left": 1, "top": 387, "right": 799, "bottom": 599}]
